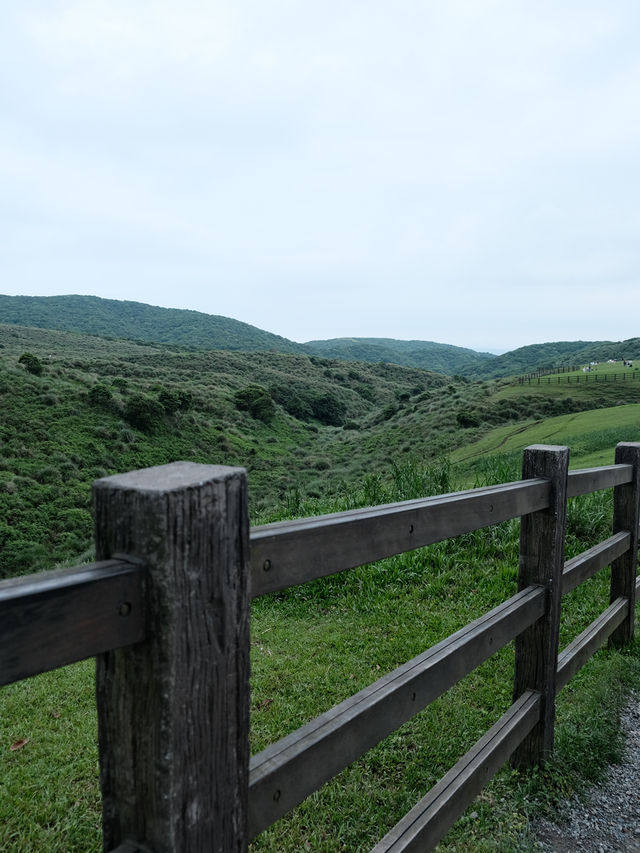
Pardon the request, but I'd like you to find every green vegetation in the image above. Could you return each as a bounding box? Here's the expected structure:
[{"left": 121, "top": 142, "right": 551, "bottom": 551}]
[
  {"left": 302, "top": 336, "right": 495, "bottom": 374},
  {"left": 0, "top": 294, "right": 302, "bottom": 354},
  {"left": 464, "top": 340, "right": 640, "bottom": 380},
  {"left": 3, "top": 294, "right": 639, "bottom": 380},
  {"left": 1, "top": 314, "right": 640, "bottom": 851},
  {"left": 234, "top": 384, "right": 276, "bottom": 424},
  {"left": 18, "top": 351, "right": 43, "bottom": 376}
]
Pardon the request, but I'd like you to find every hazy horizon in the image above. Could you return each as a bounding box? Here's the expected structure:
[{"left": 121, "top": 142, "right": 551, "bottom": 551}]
[{"left": 2, "top": 3, "right": 639, "bottom": 351}]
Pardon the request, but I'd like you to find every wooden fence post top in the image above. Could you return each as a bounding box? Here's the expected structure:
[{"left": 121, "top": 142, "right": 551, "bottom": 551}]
[
  {"left": 94, "top": 461, "right": 247, "bottom": 492},
  {"left": 523, "top": 444, "right": 569, "bottom": 453}
]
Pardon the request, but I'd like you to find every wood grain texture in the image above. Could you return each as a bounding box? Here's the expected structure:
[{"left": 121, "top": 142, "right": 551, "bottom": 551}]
[
  {"left": 512, "top": 445, "right": 569, "bottom": 768},
  {"left": 250, "top": 479, "right": 550, "bottom": 597},
  {"left": 93, "top": 462, "right": 250, "bottom": 853},
  {"left": 371, "top": 690, "right": 542, "bottom": 853},
  {"left": 249, "top": 585, "right": 544, "bottom": 838},
  {"left": 0, "top": 560, "right": 145, "bottom": 686},
  {"left": 609, "top": 443, "right": 640, "bottom": 646}
]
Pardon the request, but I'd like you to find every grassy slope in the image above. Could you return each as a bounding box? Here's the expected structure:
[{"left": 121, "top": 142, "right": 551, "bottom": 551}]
[
  {"left": 464, "top": 339, "right": 640, "bottom": 379},
  {"left": 2, "top": 328, "right": 640, "bottom": 851},
  {"left": 453, "top": 406, "right": 640, "bottom": 471},
  {"left": 4, "top": 293, "right": 638, "bottom": 379},
  {"left": 0, "top": 323, "right": 448, "bottom": 576}
]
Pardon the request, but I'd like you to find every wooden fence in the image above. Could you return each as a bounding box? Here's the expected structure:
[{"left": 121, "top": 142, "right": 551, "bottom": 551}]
[
  {"left": 519, "top": 370, "right": 638, "bottom": 385},
  {"left": 1, "top": 442, "right": 640, "bottom": 852}
]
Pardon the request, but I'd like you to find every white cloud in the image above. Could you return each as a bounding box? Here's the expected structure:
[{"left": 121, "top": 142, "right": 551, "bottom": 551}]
[{"left": 2, "top": 1, "right": 640, "bottom": 350}]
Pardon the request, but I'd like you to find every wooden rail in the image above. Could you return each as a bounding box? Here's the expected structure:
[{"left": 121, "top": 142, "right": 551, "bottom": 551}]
[
  {"left": 1, "top": 443, "right": 639, "bottom": 852},
  {"left": 519, "top": 368, "right": 638, "bottom": 384}
]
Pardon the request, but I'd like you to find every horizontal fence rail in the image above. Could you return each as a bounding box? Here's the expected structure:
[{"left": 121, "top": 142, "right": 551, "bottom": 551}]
[
  {"left": 2, "top": 444, "right": 640, "bottom": 853},
  {"left": 519, "top": 370, "right": 638, "bottom": 384},
  {"left": 249, "top": 585, "right": 545, "bottom": 838},
  {"left": 0, "top": 559, "right": 145, "bottom": 686},
  {"left": 250, "top": 479, "right": 550, "bottom": 596},
  {"left": 562, "top": 533, "right": 631, "bottom": 595},
  {"left": 556, "top": 598, "right": 629, "bottom": 692},
  {"left": 251, "top": 465, "right": 634, "bottom": 597},
  {"left": 567, "top": 464, "right": 633, "bottom": 498},
  {"left": 371, "top": 690, "right": 543, "bottom": 853}
]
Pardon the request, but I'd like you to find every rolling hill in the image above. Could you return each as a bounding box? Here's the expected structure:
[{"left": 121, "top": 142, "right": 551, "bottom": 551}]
[
  {"left": 1, "top": 294, "right": 637, "bottom": 379},
  {"left": 0, "top": 294, "right": 495, "bottom": 374},
  {"left": 302, "top": 336, "right": 495, "bottom": 374},
  {"left": 0, "top": 294, "right": 302, "bottom": 354}
]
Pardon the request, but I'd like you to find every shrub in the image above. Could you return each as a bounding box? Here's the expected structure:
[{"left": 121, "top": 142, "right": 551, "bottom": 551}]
[
  {"left": 234, "top": 385, "right": 275, "bottom": 423},
  {"left": 18, "top": 352, "right": 43, "bottom": 376},
  {"left": 269, "top": 384, "right": 313, "bottom": 421},
  {"left": 457, "top": 410, "right": 480, "bottom": 428},
  {"left": 377, "top": 402, "right": 398, "bottom": 423},
  {"left": 34, "top": 466, "right": 61, "bottom": 484},
  {"left": 158, "top": 388, "right": 191, "bottom": 413},
  {"left": 356, "top": 384, "right": 375, "bottom": 402},
  {"left": 310, "top": 393, "right": 346, "bottom": 426},
  {"left": 39, "top": 393, "right": 59, "bottom": 406},
  {"left": 123, "top": 394, "right": 165, "bottom": 432},
  {"left": 88, "top": 384, "right": 114, "bottom": 410}
]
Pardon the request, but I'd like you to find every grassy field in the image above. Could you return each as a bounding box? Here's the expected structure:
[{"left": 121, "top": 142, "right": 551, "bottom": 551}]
[
  {"left": 3, "top": 453, "right": 640, "bottom": 851},
  {"left": 2, "top": 326, "right": 640, "bottom": 850},
  {"left": 453, "top": 404, "right": 640, "bottom": 474}
]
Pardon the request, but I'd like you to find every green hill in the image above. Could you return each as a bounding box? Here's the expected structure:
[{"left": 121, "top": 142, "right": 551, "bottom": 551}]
[
  {"left": 0, "top": 322, "right": 448, "bottom": 577},
  {"left": 464, "top": 339, "right": 640, "bottom": 379},
  {"left": 0, "top": 295, "right": 493, "bottom": 375},
  {"left": 2, "top": 294, "right": 635, "bottom": 380},
  {"left": 2, "top": 319, "right": 639, "bottom": 579},
  {"left": 3, "top": 322, "right": 640, "bottom": 853},
  {"left": 302, "top": 336, "right": 495, "bottom": 374},
  {"left": 0, "top": 294, "right": 303, "bottom": 354}
]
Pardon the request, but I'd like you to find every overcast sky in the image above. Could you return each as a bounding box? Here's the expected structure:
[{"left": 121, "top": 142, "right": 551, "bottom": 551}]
[{"left": 2, "top": 2, "right": 639, "bottom": 352}]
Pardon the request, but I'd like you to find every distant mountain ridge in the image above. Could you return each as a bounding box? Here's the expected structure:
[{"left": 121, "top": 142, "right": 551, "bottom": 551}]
[
  {"left": 302, "top": 337, "right": 495, "bottom": 375},
  {"left": 0, "top": 294, "right": 302, "bottom": 354},
  {"left": 0, "top": 294, "right": 493, "bottom": 374},
  {"left": 0, "top": 294, "right": 636, "bottom": 378}
]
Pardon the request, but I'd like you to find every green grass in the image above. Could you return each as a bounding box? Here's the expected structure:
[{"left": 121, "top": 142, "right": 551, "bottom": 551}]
[
  {"left": 0, "top": 660, "right": 101, "bottom": 853},
  {"left": 452, "top": 404, "right": 640, "bottom": 474},
  {"left": 2, "top": 481, "right": 637, "bottom": 852},
  {"left": 2, "top": 323, "right": 640, "bottom": 850}
]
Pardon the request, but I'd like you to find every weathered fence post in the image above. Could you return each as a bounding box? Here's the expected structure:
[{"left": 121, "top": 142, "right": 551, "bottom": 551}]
[
  {"left": 93, "top": 462, "right": 251, "bottom": 853},
  {"left": 609, "top": 442, "right": 640, "bottom": 646},
  {"left": 512, "top": 445, "right": 569, "bottom": 768}
]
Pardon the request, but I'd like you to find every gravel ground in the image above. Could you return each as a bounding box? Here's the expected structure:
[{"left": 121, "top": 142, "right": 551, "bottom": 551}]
[{"left": 532, "top": 694, "right": 640, "bottom": 852}]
